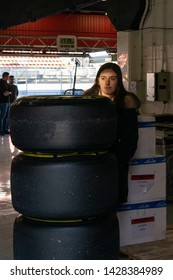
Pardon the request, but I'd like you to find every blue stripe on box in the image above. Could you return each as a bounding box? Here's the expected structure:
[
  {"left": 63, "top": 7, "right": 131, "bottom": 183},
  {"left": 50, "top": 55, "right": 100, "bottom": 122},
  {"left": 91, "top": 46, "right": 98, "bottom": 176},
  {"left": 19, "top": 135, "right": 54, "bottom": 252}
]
[
  {"left": 129, "top": 156, "right": 166, "bottom": 165},
  {"left": 118, "top": 199, "right": 166, "bottom": 212},
  {"left": 138, "top": 121, "right": 155, "bottom": 128}
]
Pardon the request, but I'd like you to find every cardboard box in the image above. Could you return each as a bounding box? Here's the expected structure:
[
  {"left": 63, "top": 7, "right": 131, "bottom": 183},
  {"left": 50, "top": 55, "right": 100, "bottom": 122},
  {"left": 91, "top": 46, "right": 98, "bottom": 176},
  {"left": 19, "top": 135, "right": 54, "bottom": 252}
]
[
  {"left": 128, "top": 156, "right": 166, "bottom": 203},
  {"left": 117, "top": 199, "right": 166, "bottom": 247},
  {"left": 133, "top": 115, "right": 156, "bottom": 158}
]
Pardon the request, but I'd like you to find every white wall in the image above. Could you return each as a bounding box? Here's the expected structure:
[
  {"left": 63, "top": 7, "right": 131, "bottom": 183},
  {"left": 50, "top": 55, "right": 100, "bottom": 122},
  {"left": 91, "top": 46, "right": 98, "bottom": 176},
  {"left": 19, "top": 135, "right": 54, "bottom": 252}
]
[{"left": 117, "top": 0, "right": 173, "bottom": 115}]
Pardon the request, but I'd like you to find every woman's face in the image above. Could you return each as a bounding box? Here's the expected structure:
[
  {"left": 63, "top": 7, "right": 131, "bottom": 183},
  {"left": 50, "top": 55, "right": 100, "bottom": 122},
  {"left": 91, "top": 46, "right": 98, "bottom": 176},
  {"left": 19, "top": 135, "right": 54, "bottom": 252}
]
[{"left": 98, "top": 68, "right": 118, "bottom": 99}]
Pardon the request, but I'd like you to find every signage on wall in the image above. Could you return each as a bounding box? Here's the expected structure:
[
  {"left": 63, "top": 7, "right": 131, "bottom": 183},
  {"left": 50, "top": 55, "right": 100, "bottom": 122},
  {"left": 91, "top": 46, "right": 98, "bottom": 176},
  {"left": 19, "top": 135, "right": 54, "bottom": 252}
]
[{"left": 57, "top": 35, "right": 77, "bottom": 51}]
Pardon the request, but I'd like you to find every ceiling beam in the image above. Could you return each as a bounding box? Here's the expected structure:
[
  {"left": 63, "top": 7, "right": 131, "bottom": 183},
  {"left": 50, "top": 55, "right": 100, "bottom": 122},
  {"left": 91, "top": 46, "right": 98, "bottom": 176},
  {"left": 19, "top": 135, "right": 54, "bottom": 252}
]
[{"left": 0, "top": 0, "right": 103, "bottom": 29}]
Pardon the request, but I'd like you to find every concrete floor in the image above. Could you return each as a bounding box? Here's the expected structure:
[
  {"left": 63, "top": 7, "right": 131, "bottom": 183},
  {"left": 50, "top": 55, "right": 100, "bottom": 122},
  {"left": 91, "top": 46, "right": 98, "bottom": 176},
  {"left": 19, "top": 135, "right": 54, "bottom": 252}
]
[{"left": 0, "top": 135, "right": 173, "bottom": 260}]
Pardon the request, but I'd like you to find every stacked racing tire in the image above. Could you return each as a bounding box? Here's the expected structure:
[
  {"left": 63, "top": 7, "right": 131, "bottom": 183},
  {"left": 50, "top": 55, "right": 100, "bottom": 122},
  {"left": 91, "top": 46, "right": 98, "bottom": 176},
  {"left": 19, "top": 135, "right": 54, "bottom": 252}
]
[{"left": 10, "top": 95, "right": 120, "bottom": 260}]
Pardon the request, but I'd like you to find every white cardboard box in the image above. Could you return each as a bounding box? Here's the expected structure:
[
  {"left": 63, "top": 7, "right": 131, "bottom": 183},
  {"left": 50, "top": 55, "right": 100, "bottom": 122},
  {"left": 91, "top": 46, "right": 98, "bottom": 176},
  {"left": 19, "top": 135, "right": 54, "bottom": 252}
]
[
  {"left": 133, "top": 115, "right": 156, "bottom": 158},
  {"left": 128, "top": 156, "right": 166, "bottom": 203},
  {"left": 117, "top": 199, "right": 166, "bottom": 247}
]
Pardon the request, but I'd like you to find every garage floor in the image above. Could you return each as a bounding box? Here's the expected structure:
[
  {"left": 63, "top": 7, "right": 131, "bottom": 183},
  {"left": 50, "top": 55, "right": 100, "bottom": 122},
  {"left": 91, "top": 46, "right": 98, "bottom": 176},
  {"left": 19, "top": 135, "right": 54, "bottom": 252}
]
[{"left": 0, "top": 134, "right": 173, "bottom": 260}]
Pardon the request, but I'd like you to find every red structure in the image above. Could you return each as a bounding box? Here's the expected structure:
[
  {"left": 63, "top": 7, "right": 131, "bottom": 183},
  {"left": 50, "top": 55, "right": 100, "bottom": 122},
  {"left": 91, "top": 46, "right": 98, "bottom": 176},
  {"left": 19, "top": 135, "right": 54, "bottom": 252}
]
[{"left": 0, "top": 13, "right": 117, "bottom": 54}]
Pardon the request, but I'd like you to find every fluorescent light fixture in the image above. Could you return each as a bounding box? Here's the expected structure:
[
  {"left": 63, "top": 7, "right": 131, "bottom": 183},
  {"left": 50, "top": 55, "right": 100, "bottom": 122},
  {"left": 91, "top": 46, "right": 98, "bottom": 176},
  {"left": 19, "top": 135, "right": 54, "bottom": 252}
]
[{"left": 89, "top": 51, "right": 109, "bottom": 58}]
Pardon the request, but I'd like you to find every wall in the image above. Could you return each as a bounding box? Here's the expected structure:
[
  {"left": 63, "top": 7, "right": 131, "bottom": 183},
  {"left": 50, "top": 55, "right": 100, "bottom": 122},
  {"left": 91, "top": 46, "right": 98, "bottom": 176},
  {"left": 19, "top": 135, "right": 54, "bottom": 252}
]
[{"left": 117, "top": 0, "right": 173, "bottom": 115}]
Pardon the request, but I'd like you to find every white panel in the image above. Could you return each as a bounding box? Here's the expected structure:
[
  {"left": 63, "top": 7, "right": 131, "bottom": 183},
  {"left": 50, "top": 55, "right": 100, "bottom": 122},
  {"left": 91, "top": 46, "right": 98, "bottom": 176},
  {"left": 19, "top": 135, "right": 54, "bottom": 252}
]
[{"left": 118, "top": 200, "right": 166, "bottom": 247}]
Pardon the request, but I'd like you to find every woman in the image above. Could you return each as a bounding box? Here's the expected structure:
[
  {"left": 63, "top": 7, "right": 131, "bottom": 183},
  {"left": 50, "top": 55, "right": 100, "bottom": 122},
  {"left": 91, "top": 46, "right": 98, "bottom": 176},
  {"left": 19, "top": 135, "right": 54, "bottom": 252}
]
[{"left": 83, "top": 62, "right": 140, "bottom": 204}]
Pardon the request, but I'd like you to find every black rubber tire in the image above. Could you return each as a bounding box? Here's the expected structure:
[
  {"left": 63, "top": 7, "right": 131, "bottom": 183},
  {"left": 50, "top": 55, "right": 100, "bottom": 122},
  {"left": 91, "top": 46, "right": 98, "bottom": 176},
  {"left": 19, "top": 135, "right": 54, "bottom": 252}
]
[
  {"left": 11, "top": 152, "right": 119, "bottom": 219},
  {"left": 10, "top": 95, "right": 117, "bottom": 152},
  {"left": 13, "top": 214, "right": 120, "bottom": 260}
]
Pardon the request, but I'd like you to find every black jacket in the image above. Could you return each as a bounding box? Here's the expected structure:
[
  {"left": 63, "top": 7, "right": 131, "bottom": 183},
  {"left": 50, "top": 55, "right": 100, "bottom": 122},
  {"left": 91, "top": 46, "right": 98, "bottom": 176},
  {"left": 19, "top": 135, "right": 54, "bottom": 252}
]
[
  {"left": 9, "top": 84, "right": 19, "bottom": 103},
  {"left": 110, "top": 107, "right": 139, "bottom": 204},
  {"left": 83, "top": 91, "right": 140, "bottom": 205},
  {"left": 0, "top": 78, "right": 11, "bottom": 103}
]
